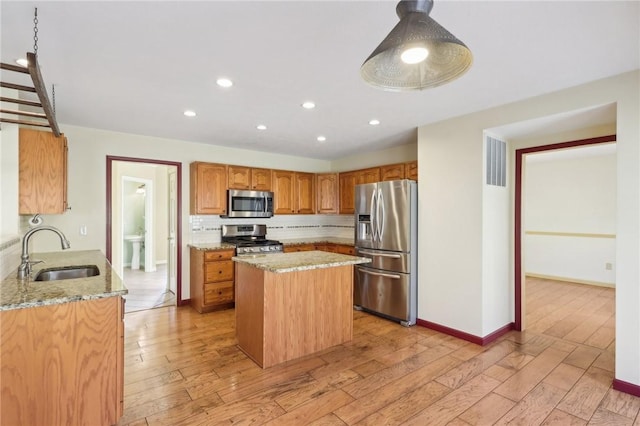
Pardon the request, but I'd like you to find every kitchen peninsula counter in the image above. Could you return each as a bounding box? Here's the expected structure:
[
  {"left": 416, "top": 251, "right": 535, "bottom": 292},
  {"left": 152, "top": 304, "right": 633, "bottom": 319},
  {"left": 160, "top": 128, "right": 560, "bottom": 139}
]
[
  {"left": 234, "top": 251, "right": 370, "bottom": 368},
  {"left": 0, "top": 249, "right": 127, "bottom": 311}
]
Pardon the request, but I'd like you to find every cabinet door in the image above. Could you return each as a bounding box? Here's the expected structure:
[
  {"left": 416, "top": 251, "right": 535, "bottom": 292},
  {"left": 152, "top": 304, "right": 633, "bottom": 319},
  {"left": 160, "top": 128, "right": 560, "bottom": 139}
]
[
  {"left": 380, "top": 163, "right": 405, "bottom": 181},
  {"left": 251, "top": 168, "right": 272, "bottom": 191},
  {"left": 339, "top": 171, "right": 358, "bottom": 214},
  {"left": 228, "top": 166, "right": 251, "bottom": 189},
  {"left": 335, "top": 244, "right": 355, "bottom": 255},
  {"left": 190, "top": 162, "right": 227, "bottom": 215},
  {"left": 295, "top": 172, "right": 316, "bottom": 214},
  {"left": 316, "top": 173, "right": 338, "bottom": 214},
  {"left": 272, "top": 170, "right": 295, "bottom": 214},
  {"left": 405, "top": 161, "right": 418, "bottom": 181},
  {"left": 19, "top": 129, "right": 68, "bottom": 214},
  {"left": 358, "top": 167, "right": 381, "bottom": 184}
]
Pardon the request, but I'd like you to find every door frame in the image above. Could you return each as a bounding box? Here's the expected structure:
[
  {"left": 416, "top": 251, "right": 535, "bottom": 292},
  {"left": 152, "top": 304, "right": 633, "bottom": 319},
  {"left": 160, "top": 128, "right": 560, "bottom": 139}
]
[
  {"left": 514, "top": 134, "right": 616, "bottom": 330},
  {"left": 106, "top": 156, "right": 185, "bottom": 305}
]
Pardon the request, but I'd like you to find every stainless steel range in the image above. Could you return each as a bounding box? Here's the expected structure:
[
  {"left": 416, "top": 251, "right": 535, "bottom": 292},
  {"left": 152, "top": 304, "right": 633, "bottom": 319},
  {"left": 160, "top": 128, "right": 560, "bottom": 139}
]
[{"left": 221, "top": 224, "right": 283, "bottom": 255}]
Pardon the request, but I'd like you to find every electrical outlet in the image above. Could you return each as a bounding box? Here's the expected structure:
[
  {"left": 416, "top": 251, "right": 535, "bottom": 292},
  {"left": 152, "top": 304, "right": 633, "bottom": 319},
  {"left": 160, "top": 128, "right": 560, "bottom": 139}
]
[{"left": 605, "top": 262, "right": 613, "bottom": 270}]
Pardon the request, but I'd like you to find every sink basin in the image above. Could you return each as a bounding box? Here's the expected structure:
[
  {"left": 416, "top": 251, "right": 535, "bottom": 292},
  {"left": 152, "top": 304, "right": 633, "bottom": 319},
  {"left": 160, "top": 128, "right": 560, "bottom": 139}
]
[
  {"left": 34, "top": 265, "right": 100, "bottom": 281},
  {"left": 124, "top": 235, "right": 144, "bottom": 242}
]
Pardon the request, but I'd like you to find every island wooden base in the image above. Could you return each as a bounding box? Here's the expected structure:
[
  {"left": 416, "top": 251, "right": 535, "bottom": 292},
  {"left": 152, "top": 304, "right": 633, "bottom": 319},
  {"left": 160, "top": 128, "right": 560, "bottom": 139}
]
[{"left": 235, "top": 262, "right": 353, "bottom": 368}]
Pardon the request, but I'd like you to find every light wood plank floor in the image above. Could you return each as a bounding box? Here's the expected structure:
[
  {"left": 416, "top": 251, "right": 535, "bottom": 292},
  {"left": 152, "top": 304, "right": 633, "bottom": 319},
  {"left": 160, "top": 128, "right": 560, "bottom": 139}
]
[{"left": 118, "top": 279, "right": 639, "bottom": 425}]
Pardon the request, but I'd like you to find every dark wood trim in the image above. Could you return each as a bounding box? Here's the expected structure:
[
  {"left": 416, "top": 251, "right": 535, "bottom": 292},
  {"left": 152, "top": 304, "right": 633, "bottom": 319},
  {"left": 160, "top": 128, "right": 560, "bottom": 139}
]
[
  {"left": 0, "top": 108, "right": 47, "bottom": 118},
  {"left": 613, "top": 379, "right": 640, "bottom": 397},
  {"left": 0, "top": 62, "right": 30, "bottom": 73},
  {"left": 417, "top": 319, "right": 514, "bottom": 346},
  {"left": 26, "top": 52, "right": 60, "bottom": 136},
  {"left": 0, "top": 96, "right": 42, "bottom": 108},
  {"left": 0, "top": 81, "right": 36, "bottom": 92},
  {"left": 514, "top": 134, "right": 616, "bottom": 331},
  {"left": 106, "top": 156, "right": 184, "bottom": 306}
]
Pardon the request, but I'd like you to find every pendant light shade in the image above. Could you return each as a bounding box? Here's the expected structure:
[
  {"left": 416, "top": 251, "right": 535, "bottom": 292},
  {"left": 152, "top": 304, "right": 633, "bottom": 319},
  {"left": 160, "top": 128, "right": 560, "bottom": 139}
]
[{"left": 361, "top": 0, "right": 473, "bottom": 91}]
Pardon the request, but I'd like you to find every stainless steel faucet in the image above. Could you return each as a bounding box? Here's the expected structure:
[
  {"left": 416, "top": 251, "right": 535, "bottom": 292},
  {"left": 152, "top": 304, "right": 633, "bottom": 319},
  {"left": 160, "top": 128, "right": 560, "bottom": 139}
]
[{"left": 17, "top": 226, "right": 71, "bottom": 279}]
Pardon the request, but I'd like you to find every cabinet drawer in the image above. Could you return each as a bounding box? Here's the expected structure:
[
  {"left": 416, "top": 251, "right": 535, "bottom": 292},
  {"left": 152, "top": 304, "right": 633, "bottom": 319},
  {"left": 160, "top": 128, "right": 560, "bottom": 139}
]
[
  {"left": 204, "top": 281, "right": 234, "bottom": 305},
  {"left": 204, "top": 250, "right": 234, "bottom": 261},
  {"left": 204, "top": 260, "right": 234, "bottom": 282}
]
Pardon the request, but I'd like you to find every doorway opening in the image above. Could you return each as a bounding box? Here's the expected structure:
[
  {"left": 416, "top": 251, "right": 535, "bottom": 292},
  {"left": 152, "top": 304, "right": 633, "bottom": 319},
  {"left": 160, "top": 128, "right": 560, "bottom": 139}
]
[
  {"left": 514, "top": 134, "right": 617, "bottom": 330},
  {"left": 106, "top": 156, "right": 183, "bottom": 313}
]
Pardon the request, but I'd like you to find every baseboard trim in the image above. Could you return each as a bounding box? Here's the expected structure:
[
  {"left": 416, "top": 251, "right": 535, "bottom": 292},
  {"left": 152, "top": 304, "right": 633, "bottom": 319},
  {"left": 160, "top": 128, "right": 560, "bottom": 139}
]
[
  {"left": 525, "top": 273, "right": 615, "bottom": 288},
  {"left": 613, "top": 379, "right": 640, "bottom": 397},
  {"left": 417, "top": 319, "right": 515, "bottom": 346},
  {"left": 178, "top": 298, "right": 190, "bottom": 307}
]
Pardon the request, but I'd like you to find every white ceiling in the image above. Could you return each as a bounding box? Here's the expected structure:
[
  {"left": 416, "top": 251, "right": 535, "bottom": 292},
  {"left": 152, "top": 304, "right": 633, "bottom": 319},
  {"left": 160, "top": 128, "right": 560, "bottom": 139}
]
[{"left": 1, "top": 1, "right": 638, "bottom": 160}]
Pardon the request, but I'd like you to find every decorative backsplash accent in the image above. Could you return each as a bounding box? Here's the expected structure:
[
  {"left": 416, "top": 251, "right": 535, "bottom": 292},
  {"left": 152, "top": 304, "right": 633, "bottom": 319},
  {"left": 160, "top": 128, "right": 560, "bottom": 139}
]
[{"left": 190, "top": 214, "right": 355, "bottom": 243}]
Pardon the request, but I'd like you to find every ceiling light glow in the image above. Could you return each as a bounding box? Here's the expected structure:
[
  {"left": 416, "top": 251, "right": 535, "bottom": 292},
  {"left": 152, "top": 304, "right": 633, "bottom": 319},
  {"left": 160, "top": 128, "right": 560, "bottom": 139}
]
[
  {"left": 317, "top": 136, "right": 326, "bottom": 142},
  {"left": 401, "top": 47, "right": 429, "bottom": 64},
  {"left": 216, "top": 78, "right": 233, "bottom": 88},
  {"left": 369, "top": 119, "right": 381, "bottom": 126},
  {"left": 302, "top": 101, "right": 316, "bottom": 109},
  {"left": 257, "top": 124, "right": 267, "bottom": 130},
  {"left": 184, "top": 110, "right": 196, "bottom": 117}
]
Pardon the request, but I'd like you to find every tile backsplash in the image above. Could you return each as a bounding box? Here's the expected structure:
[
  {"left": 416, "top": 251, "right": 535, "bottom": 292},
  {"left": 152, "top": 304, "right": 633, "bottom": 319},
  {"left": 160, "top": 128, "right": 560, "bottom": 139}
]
[
  {"left": 0, "top": 237, "right": 21, "bottom": 279},
  {"left": 189, "top": 214, "right": 355, "bottom": 243}
]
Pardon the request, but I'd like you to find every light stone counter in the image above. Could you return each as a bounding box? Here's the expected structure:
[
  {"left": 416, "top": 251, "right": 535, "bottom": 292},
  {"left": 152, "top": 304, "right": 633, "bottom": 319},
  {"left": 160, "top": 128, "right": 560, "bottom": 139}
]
[
  {"left": 0, "top": 250, "right": 127, "bottom": 311},
  {"left": 232, "top": 250, "right": 370, "bottom": 274},
  {"left": 188, "top": 242, "right": 236, "bottom": 251}
]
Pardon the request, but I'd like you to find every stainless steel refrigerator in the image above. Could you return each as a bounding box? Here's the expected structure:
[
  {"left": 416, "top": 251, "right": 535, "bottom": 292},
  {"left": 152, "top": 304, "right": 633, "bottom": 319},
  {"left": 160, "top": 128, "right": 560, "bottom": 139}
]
[{"left": 354, "top": 179, "right": 417, "bottom": 326}]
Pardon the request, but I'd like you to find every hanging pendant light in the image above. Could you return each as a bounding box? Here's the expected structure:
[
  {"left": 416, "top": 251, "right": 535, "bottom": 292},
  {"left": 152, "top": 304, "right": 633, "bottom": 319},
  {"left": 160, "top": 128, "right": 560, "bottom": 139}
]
[{"left": 360, "top": 0, "right": 473, "bottom": 91}]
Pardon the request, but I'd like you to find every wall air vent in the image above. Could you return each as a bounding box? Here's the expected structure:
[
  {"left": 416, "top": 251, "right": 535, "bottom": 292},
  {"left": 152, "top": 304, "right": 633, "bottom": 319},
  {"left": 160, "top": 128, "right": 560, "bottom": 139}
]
[{"left": 486, "top": 136, "right": 506, "bottom": 187}]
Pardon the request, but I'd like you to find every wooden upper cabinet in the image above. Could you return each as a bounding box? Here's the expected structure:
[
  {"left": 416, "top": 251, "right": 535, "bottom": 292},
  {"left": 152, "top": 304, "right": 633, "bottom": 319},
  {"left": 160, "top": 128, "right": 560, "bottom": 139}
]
[
  {"left": 405, "top": 161, "right": 418, "bottom": 181},
  {"left": 190, "top": 162, "right": 228, "bottom": 215},
  {"left": 251, "top": 168, "right": 272, "bottom": 191},
  {"left": 228, "top": 166, "right": 272, "bottom": 191},
  {"left": 19, "top": 129, "right": 68, "bottom": 214},
  {"left": 380, "top": 163, "right": 406, "bottom": 181},
  {"left": 272, "top": 170, "right": 295, "bottom": 214},
  {"left": 358, "top": 167, "right": 381, "bottom": 184},
  {"left": 339, "top": 171, "right": 358, "bottom": 214},
  {"left": 295, "top": 172, "right": 316, "bottom": 214},
  {"left": 316, "top": 173, "right": 338, "bottom": 214}
]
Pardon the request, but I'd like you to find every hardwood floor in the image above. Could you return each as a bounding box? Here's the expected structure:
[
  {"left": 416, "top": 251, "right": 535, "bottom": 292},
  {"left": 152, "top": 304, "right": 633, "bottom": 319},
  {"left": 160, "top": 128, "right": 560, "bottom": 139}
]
[{"left": 118, "top": 278, "right": 639, "bottom": 425}]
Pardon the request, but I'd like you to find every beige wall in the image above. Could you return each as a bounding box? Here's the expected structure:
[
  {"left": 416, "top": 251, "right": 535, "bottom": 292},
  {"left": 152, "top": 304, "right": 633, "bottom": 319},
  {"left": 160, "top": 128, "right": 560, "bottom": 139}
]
[
  {"left": 331, "top": 142, "right": 417, "bottom": 172},
  {"left": 417, "top": 70, "right": 639, "bottom": 386}
]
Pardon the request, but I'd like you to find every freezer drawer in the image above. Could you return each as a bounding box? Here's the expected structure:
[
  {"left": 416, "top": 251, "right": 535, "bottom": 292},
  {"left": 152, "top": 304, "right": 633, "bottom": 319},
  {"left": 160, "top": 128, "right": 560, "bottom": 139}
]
[
  {"left": 355, "top": 265, "right": 413, "bottom": 324},
  {"left": 355, "top": 247, "right": 410, "bottom": 274}
]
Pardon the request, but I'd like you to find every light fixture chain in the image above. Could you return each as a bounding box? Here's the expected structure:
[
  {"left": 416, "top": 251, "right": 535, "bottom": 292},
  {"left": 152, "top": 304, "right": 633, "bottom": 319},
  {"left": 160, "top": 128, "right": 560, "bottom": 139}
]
[
  {"left": 52, "top": 84, "right": 56, "bottom": 117},
  {"left": 33, "top": 7, "right": 39, "bottom": 56}
]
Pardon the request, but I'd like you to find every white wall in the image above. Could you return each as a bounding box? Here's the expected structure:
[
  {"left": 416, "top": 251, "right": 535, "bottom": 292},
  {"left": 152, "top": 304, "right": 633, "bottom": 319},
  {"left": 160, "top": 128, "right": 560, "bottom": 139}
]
[
  {"left": 524, "top": 152, "right": 616, "bottom": 285},
  {"left": 417, "top": 70, "right": 639, "bottom": 387}
]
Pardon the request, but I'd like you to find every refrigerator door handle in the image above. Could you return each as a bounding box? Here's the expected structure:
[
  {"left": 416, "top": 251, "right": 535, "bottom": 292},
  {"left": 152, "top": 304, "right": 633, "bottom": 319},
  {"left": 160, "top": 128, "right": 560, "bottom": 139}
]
[
  {"left": 370, "top": 188, "right": 378, "bottom": 241},
  {"left": 378, "top": 188, "right": 385, "bottom": 242},
  {"left": 358, "top": 249, "right": 402, "bottom": 259},
  {"left": 359, "top": 268, "right": 402, "bottom": 280}
]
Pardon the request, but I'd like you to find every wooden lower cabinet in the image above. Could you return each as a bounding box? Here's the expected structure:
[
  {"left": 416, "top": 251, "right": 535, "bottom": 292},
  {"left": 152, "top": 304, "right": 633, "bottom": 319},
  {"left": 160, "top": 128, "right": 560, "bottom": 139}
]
[
  {"left": 190, "top": 248, "right": 235, "bottom": 313},
  {"left": 284, "top": 243, "right": 354, "bottom": 254},
  {"left": 0, "top": 296, "right": 124, "bottom": 426},
  {"left": 283, "top": 243, "right": 316, "bottom": 253}
]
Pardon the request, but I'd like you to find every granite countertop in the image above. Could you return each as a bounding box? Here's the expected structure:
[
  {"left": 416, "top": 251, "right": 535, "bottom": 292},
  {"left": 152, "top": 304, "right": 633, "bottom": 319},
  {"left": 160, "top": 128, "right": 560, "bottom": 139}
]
[
  {"left": 1, "top": 250, "right": 127, "bottom": 311},
  {"left": 188, "top": 242, "right": 236, "bottom": 251},
  {"left": 279, "top": 237, "right": 355, "bottom": 246},
  {"left": 233, "top": 250, "right": 370, "bottom": 273}
]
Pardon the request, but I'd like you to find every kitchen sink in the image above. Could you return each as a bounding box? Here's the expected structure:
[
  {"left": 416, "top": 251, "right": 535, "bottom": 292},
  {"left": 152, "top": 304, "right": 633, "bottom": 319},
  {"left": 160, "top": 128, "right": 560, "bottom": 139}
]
[{"left": 34, "top": 265, "right": 100, "bottom": 281}]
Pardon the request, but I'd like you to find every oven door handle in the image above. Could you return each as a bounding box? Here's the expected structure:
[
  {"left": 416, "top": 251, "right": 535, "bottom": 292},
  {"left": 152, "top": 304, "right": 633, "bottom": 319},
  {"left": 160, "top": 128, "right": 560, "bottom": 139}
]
[
  {"left": 358, "top": 268, "right": 401, "bottom": 280},
  {"left": 357, "top": 250, "right": 402, "bottom": 259}
]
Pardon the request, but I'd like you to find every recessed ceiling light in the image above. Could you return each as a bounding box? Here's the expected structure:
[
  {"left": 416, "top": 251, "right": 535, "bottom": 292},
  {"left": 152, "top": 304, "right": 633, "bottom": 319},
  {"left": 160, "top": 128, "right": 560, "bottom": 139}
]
[
  {"left": 257, "top": 124, "right": 267, "bottom": 130},
  {"left": 317, "top": 136, "right": 326, "bottom": 142},
  {"left": 369, "top": 119, "right": 381, "bottom": 126},
  {"left": 302, "top": 101, "right": 316, "bottom": 109},
  {"left": 216, "top": 78, "right": 233, "bottom": 88},
  {"left": 184, "top": 110, "right": 196, "bottom": 117},
  {"left": 15, "top": 58, "right": 28, "bottom": 67}
]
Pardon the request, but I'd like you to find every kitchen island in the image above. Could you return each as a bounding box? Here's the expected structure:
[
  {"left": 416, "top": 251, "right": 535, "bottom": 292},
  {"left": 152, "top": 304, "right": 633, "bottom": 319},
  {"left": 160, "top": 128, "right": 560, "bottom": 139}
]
[{"left": 233, "top": 250, "right": 370, "bottom": 368}]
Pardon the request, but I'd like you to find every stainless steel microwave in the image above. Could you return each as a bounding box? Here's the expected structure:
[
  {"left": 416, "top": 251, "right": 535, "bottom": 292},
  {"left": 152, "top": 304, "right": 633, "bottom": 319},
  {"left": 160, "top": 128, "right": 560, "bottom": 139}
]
[{"left": 223, "top": 189, "right": 274, "bottom": 218}]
